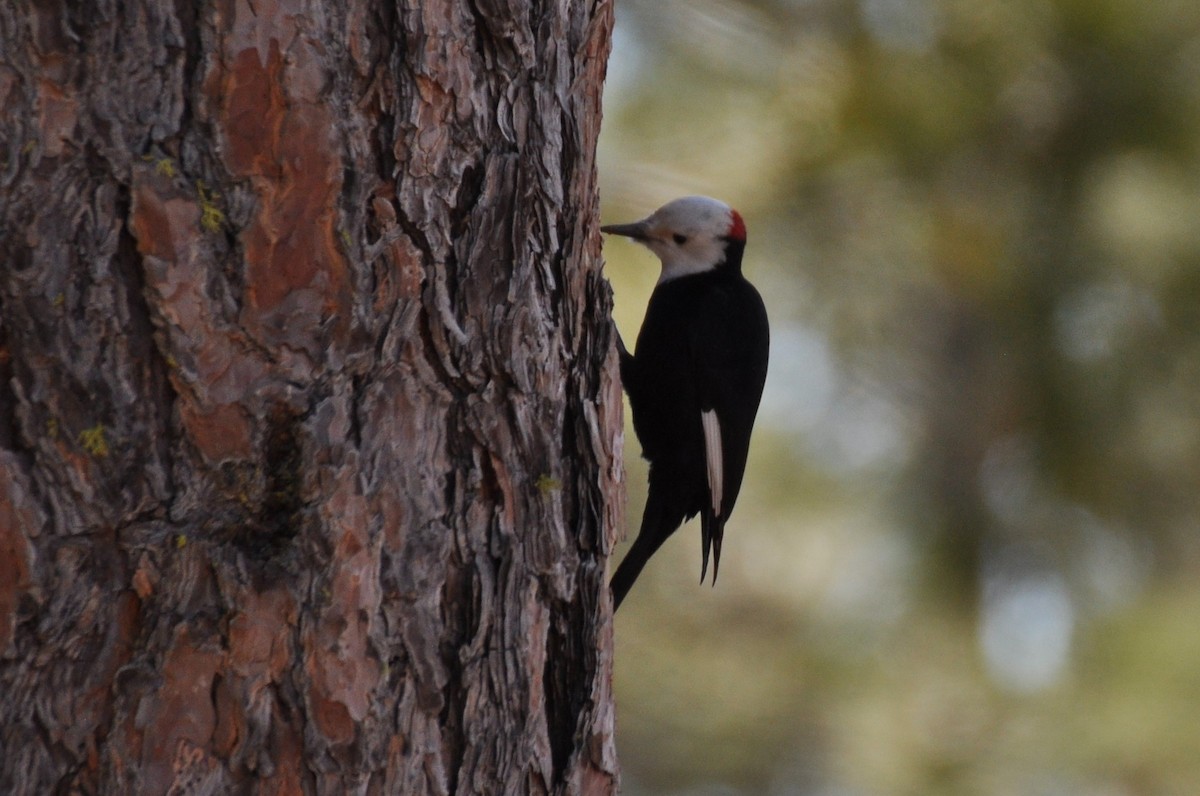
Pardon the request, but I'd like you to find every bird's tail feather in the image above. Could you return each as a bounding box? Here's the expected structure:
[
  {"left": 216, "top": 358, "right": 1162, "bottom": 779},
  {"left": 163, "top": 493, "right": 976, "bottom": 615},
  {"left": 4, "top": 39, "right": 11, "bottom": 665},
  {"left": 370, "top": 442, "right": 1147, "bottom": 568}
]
[{"left": 611, "top": 489, "right": 673, "bottom": 611}]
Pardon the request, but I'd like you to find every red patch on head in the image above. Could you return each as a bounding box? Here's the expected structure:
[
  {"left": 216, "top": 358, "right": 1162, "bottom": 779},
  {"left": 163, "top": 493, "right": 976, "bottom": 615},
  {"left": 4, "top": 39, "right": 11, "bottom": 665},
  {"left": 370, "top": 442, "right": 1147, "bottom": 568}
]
[{"left": 727, "top": 210, "right": 747, "bottom": 242}]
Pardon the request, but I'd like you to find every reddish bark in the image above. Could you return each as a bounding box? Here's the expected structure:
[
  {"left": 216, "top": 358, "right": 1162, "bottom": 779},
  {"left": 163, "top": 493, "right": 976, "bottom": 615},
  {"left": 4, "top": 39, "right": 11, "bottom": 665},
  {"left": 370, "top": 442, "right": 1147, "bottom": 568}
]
[{"left": 0, "top": 1, "right": 620, "bottom": 793}]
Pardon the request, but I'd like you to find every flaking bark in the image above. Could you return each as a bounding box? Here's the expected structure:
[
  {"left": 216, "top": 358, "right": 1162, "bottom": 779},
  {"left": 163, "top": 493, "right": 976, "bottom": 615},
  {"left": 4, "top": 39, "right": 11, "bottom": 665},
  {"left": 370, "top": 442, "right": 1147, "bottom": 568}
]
[{"left": 0, "top": 1, "right": 621, "bottom": 793}]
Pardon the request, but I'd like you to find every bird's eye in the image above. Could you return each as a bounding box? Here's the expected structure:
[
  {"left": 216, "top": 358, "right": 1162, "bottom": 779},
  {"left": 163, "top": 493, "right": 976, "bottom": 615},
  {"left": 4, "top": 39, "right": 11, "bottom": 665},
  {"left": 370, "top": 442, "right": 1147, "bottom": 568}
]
[{"left": 672, "top": 234, "right": 688, "bottom": 245}]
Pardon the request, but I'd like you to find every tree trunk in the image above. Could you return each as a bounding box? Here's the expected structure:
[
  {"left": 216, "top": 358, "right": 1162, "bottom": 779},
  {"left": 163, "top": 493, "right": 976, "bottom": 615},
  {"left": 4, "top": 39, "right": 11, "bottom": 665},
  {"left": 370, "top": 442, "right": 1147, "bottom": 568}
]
[{"left": 0, "top": 1, "right": 621, "bottom": 793}]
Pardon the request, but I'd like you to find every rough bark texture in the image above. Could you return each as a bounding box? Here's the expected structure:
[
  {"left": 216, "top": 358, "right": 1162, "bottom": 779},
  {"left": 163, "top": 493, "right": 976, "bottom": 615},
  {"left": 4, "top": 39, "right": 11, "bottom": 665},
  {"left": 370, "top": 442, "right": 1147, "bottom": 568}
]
[{"left": 0, "top": 1, "right": 621, "bottom": 793}]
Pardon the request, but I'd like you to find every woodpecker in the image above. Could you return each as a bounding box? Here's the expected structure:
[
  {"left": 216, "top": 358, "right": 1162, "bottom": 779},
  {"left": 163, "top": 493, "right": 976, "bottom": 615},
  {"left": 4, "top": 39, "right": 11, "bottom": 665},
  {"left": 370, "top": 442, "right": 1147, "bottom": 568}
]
[{"left": 602, "top": 196, "right": 770, "bottom": 611}]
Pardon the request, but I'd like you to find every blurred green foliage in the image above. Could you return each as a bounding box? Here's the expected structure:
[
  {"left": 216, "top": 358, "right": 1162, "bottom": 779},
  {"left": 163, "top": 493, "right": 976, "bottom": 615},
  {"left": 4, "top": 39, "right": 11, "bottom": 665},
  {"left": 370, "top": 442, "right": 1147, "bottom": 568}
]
[{"left": 599, "top": 0, "right": 1200, "bottom": 793}]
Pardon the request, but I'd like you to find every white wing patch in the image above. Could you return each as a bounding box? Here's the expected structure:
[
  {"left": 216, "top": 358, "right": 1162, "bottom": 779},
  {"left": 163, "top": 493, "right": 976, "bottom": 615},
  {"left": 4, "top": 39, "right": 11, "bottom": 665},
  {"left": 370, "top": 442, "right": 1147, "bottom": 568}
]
[{"left": 701, "top": 409, "right": 723, "bottom": 516}]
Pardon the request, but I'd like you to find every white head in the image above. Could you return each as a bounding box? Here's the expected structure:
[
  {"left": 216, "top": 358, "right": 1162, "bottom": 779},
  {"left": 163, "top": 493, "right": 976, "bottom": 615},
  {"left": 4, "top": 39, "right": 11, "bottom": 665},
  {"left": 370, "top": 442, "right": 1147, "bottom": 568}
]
[{"left": 601, "top": 196, "right": 746, "bottom": 283}]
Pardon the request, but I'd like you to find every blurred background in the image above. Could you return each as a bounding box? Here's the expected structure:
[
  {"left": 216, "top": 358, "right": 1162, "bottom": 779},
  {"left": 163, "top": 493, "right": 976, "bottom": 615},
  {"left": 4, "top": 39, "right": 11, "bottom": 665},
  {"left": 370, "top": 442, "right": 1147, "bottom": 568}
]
[{"left": 597, "top": 0, "right": 1200, "bottom": 793}]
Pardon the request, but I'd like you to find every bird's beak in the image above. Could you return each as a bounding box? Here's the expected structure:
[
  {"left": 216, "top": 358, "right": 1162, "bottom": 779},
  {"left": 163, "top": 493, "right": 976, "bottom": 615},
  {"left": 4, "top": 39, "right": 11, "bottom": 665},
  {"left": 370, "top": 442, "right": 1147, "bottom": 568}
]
[{"left": 600, "top": 220, "right": 651, "bottom": 241}]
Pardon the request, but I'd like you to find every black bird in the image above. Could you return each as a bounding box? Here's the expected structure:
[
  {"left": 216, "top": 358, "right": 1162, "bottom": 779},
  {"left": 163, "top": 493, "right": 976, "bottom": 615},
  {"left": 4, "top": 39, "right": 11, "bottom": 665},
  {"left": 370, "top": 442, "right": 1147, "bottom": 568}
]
[{"left": 602, "top": 196, "right": 770, "bottom": 610}]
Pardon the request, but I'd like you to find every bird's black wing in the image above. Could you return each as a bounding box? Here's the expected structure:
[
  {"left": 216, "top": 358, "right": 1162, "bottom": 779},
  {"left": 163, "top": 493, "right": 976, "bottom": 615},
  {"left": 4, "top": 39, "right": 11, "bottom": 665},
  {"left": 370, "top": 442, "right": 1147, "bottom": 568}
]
[{"left": 685, "top": 277, "right": 769, "bottom": 582}]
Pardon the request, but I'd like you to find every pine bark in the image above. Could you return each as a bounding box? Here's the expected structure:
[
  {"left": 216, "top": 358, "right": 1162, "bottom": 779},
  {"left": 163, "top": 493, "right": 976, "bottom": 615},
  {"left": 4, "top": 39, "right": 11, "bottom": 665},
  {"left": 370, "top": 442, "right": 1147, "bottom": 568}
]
[{"left": 0, "top": 1, "right": 621, "bottom": 793}]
